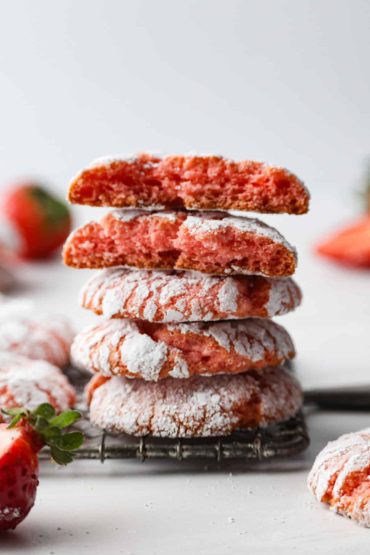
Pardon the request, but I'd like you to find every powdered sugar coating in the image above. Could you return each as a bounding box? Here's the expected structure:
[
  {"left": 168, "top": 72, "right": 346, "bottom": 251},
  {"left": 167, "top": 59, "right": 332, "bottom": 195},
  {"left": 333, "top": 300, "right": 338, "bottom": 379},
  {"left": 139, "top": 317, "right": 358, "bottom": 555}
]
[
  {"left": 87, "top": 152, "right": 219, "bottom": 168},
  {"left": 111, "top": 208, "right": 180, "bottom": 223},
  {"left": 71, "top": 319, "right": 174, "bottom": 381},
  {"left": 182, "top": 213, "right": 295, "bottom": 256},
  {"left": 80, "top": 268, "right": 301, "bottom": 322},
  {"left": 266, "top": 278, "right": 301, "bottom": 317},
  {"left": 111, "top": 210, "right": 145, "bottom": 222},
  {"left": 308, "top": 428, "right": 370, "bottom": 527},
  {"left": 89, "top": 154, "right": 141, "bottom": 166},
  {"left": 0, "top": 353, "right": 76, "bottom": 411},
  {"left": 110, "top": 209, "right": 297, "bottom": 259},
  {"left": 88, "top": 366, "right": 303, "bottom": 437},
  {"left": 71, "top": 318, "right": 295, "bottom": 381},
  {"left": 0, "top": 303, "right": 74, "bottom": 367},
  {"left": 64, "top": 210, "right": 297, "bottom": 277},
  {"left": 119, "top": 332, "right": 168, "bottom": 379}
]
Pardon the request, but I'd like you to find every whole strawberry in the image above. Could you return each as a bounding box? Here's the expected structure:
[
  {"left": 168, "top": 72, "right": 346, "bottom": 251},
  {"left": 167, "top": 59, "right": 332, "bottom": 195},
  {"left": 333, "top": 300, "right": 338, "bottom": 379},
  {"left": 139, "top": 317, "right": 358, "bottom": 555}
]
[
  {"left": 0, "top": 404, "right": 83, "bottom": 532},
  {"left": 316, "top": 216, "right": 370, "bottom": 268},
  {"left": 1, "top": 184, "right": 72, "bottom": 259}
]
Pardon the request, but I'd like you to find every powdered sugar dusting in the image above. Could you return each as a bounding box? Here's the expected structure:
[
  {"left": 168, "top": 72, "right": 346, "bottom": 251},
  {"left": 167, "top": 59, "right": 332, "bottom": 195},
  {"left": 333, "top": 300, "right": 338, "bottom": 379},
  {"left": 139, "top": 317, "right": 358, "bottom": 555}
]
[
  {"left": 168, "top": 355, "right": 189, "bottom": 378},
  {"left": 217, "top": 279, "right": 238, "bottom": 313},
  {"left": 164, "top": 309, "right": 185, "bottom": 321},
  {"left": 143, "top": 299, "right": 158, "bottom": 321},
  {"left": 308, "top": 428, "right": 370, "bottom": 527},
  {"left": 111, "top": 209, "right": 179, "bottom": 223},
  {"left": 89, "top": 366, "right": 302, "bottom": 437},
  {"left": 71, "top": 320, "right": 169, "bottom": 381},
  {"left": 72, "top": 318, "right": 294, "bottom": 380},
  {"left": 0, "top": 300, "right": 74, "bottom": 367},
  {"left": 167, "top": 318, "right": 294, "bottom": 363},
  {"left": 332, "top": 448, "right": 370, "bottom": 499},
  {"left": 66, "top": 209, "right": 298, "bottom": 276},
  {"left": 111, "top": 210, "right": 145, "bottom": 222},
  {"left": 89, "top": 154, "right": 140, "bottom": 167},
  {"left": 120, "top": 332, "right": 168, "bottom": 381},
  {"left": 308, "top": 429, "right": 370, "bottom": 500},
  {"left": 266, "top": 278, "right": 302, "bottom": 317},
  {"left": 152, "top": 212, "right": 179, "bottom": 222},
  {"left": 183, "top": 213, "right": 296, "bottom": 256},
  {"left": 88, "top": 151, "right": 165, "bottom": 168},
  {"left": 0, "top": 353, "right": 75, "bottom": 411},
  {"left": 80, "top": 268, "right": 301, "bottom": 322},
  {"left": 158, "top": 279, "right": 186, "bottom": 304}
]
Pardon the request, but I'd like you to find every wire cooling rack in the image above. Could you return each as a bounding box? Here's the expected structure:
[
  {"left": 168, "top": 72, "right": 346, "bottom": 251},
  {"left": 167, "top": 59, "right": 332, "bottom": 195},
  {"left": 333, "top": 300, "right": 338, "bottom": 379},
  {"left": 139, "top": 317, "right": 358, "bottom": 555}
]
[{"left": 40, "top": 367, "right": 309, "bottom": 463}]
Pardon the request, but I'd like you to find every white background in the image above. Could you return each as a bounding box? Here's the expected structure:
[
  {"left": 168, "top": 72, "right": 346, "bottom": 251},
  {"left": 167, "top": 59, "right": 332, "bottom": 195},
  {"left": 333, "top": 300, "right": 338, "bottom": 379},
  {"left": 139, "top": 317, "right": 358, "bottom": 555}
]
[
  {"left": 1, "top": 1, "right": 370, "bottom": 553},
  {"left": 0, "top": 0, "right": 369, "bottom": 198}
]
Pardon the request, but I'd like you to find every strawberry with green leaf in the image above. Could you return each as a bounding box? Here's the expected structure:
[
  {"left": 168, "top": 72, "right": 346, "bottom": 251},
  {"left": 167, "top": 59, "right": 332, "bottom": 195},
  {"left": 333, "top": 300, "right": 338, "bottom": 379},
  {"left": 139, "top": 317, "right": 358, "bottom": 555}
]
[
  {"left": 0, "top": 403, "right": 83, "bottom": 532},
  {"left": 1, "top": 184, "right": 72, "bottom": 259}
]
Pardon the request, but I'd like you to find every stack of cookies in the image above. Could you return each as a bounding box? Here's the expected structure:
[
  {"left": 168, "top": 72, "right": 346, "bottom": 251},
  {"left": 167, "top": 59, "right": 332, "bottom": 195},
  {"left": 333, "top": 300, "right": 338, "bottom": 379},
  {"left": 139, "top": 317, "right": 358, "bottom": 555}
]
[{"left": 63, "top": 153, "right": 309, "bottom": 438}]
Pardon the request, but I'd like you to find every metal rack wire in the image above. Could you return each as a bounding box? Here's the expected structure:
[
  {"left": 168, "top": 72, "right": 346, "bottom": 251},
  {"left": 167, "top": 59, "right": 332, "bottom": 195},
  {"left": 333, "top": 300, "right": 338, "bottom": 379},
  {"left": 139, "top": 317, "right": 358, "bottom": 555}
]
[{"left": 40, "top": 367, "right": 309, "bottom": 463}]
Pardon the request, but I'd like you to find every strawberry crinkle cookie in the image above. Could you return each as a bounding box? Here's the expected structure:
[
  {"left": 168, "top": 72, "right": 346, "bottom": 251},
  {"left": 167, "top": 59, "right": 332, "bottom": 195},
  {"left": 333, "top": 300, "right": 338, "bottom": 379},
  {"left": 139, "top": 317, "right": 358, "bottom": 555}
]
[
  {"left": 0, "top": 353, "right": 76, "bottom": 411},
  {"left": 71, "top": 318, "right": 295, "bottom": 381},
  {"left": 63, "top": 210, "right": 297, "bottom": 277},
  {"left": 308, "top": 428, "right": 370, "bottom": 527},
  {"left": 0, "top": 304, "right": 74, "bottom": 367},
  {"left": 68, "top": 153, "right": 309, "bottom": 215},
  {"left": 86, "top": 366, "right": 303, "bottom": 437},
  {"left": 80, "top": 268, "right": 302, "bottom": 322}
]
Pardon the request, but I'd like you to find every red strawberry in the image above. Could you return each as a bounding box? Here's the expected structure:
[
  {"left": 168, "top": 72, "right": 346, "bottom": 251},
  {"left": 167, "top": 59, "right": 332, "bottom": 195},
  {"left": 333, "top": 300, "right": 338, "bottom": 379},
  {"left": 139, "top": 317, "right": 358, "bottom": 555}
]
[
  {"left": 316, "top": 216, "right": 370, "bottom": 268},
  {"left": 0, "top": 404, "right": 83, "bottom": 532},
  {"left": 0, "top": 422, "right": 39, "bottom": 531},
  {"left": 1, "top": 184, "right": 72, "bottom": 259}
]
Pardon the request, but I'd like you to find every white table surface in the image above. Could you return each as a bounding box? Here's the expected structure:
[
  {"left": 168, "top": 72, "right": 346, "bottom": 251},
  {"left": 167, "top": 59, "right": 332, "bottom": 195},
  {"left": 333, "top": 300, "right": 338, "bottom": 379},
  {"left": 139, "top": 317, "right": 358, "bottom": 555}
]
[{"left": 3, "top": 192, "right": 370, "bottom": 554}]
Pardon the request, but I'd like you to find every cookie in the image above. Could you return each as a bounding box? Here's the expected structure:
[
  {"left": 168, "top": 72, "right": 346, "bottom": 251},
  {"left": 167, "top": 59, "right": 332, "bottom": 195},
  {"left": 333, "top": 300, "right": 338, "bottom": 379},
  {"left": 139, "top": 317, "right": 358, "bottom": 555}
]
[
  {"left": 0, "top": 353, "right": 76, "bottom": 411},
  {"left": 308, "top": 428, "right": 370, "bottom": 527},
  {"left": 68, "top": 153, "right": 309, "bottom": 215},
  {"left": 0, "top": 306, "right": 74, "bottom": 367},
  {"left": 71, "top": 318, "right": 295, "bottom": 380},
  {"left": 63, "top": 210, "right": 297, "bottom": 277},
  {"left": 87, "top": 366, "right": 302, "bottom": 437},
  {"left": 80, "top": 268, "right": 302, "bottom": 322}
]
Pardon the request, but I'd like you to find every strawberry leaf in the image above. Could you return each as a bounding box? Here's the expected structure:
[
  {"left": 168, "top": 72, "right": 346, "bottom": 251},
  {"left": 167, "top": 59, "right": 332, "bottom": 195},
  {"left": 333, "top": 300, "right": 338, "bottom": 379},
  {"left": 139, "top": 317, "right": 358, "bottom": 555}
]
[
  {"left": 8, "top": 413, "right": 24, "bottom": 428},
  {"left": 49, "top": 410, "right": 81, "bottom": 429},
  {"left": 34, "top": 415, "right": 50, "bottom": 431},
  {"left": 55, "top": 432, "right": 84, "bottom": 451},
  {"left": 30, "top": 186, "right": 71, "bottom": 232},
  {"left": 2, "top": 407, "right": 28, "bottom": 417},
  {"left": 42, "top": 426, "right": 62, "bottom": 443},
  {"left": 50, "top": 446, "right": 74, "bottom": 466},
  {"left": 33, "top": 403, "right": 55, "bottom": 419},
  {"left": 2, "top": 407, "right": 29, "bottom": 428}
]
